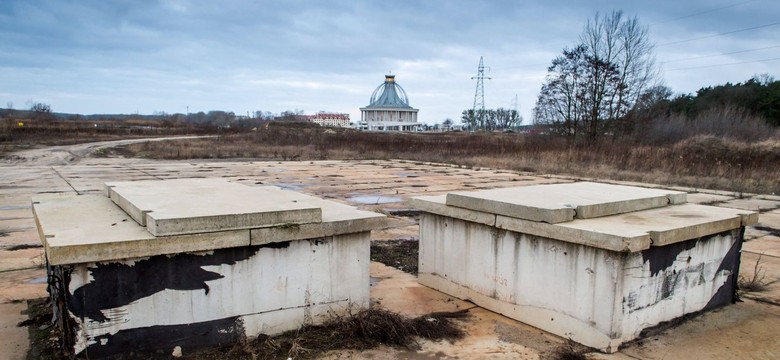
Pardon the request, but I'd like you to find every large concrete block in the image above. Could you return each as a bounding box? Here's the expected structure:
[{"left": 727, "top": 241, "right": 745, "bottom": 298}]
[
  {"left": 33, "top": 178, "right": 385, "bottom": 358},
  {"left": 445, "top": 182, "right": 687, "bottom": 223},
  {"left": 412, "top": 182, "right": 755, "bottom": 352},
  {"left": 105, "top": 178, "right": 322, "bottom": 236}
]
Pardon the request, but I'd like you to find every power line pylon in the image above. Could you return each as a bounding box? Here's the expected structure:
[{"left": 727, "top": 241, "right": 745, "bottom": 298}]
[{"left": 471, "top": 56, "right": 490, "bottom": 131}]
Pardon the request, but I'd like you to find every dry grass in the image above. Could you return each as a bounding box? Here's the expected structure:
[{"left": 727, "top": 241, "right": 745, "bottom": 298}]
[
  {"left": 0, "top": 118, "right": 221, "bottom": 157},
  {"left": 112, "top": 127, "right": 780, "bottom": 194}
]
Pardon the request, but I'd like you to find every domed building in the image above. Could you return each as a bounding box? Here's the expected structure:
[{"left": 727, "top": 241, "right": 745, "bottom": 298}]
[{"left": 359, "top": 75, "right": 420, "bottom": 131}]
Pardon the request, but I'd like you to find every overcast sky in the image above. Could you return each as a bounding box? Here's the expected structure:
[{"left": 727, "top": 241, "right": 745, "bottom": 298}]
[{"left": 1, "top": 0, "right": 778, "bottom": 125}]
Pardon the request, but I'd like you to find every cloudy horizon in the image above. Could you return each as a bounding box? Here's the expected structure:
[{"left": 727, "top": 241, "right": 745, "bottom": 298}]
[{"left": 1, "top": 0, "right": 778, "bottom": 125}]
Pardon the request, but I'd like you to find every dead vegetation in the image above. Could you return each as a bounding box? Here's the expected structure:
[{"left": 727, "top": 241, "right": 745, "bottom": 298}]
[
  {"left": 739, "top": 254, "right": 770, "bottom": 293},
  {"left": 549, "top": 340, "right": 590, "bottom": 360},
  {"left": 370, "top": 239, "right": 419, "bottom": 275},
  {"left": 21, "top": 297, "right": 467, "bottom": 360},
  {"left": 188, "top": 308, "right": 466, "bottom": 359},
  {"left": 107, "top": 126, "right": 780, "bottom": 194}
]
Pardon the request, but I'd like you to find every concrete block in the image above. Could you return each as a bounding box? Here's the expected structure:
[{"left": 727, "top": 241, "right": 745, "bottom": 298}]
[
  {"left": 409, "top": 195, "right": 496, "bottom": 227},
  {"left": 105, "top": 178, "right": 322, "bottom": 236},
  {"left": 557, "top": 203, "right": 753, "bottom": 247},
  {"left": 418, "top": 213, "right": 742, "bottom": 352},
  {"left": 32, "top": 194, "right": 250, "bottom": 265},
  {"left": 446, "top": 182, "right": 686, "bottom": 223},
  {"left": 251, "top": 197, "right": 386, "bottom": 244}
]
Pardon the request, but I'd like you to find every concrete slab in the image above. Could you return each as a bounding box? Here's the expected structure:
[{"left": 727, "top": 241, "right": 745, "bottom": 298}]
[
  {"left": 409, "top": 195, "right": 496, "bottom": 227},
  {"left": 413, "top": 195, "right": 755, "bottom": 251},
  {"left": 446, "top": 182, "right": 686, "bottom": 224},
  {"left": 618, "top": 300, "right": 780, "bottom": 360},
  {"left": 106, "top": 178, "right": 323, "bottom": 236},
  {"left": 0, "top": 302, "right": 29, "bottom": 360},
  {"left": 686, "top": 192, "right": 734, "bottom": 204},
  {"left": 250, "top": 194, "right": 386, "bottom": 244},
  {"left": 3, "top": 148, "right": 780, "bottom": 359},
  {"left": 0, "top": 268, "right": 46, "bottom": 302},
  {"left": 719, "top": 198, "right": 780, "bottom": 212},
  {"left": 743, "top": 236, "right": 780, "bottom": 258},
  {"left": 558, "top": 203, "right": 757, "bottom": 247},
  {"left": 32, "top": 194, "right": 251, "bottom": 265}
]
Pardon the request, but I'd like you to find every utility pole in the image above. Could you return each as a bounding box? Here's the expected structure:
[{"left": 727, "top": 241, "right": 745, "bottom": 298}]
[
  {"left": 471, "top": 56, "right": 491, "bottom": 131},
  {"left": 511, "top": 94, "right": 521, "bottom": 127}
]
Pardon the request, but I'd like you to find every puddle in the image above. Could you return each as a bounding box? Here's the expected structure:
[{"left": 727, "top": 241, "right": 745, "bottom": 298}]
[
  {"left": 370, "top": 276, "right": 382, "bottom": 287},
  {"left": 0, "top": 205, "right": 30, "bottom": 211},
  {"left": 348, "top": 196, "right": 404, "bottom": 204},
  {"left": 274, "top": 183, "right": 305, "bottom": 191},
  {"left": 27, "top": 276, "right": 47, "bottom": 284}
]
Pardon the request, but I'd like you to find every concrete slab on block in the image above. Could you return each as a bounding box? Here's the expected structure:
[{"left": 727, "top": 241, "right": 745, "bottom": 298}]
[
  {"left": 251, "top": 195, "right": 386, "bottom": 244},
  {"left": 32, "top": 194, "right": 250, "bottom": 265},
  {"left": 686, "top": 193, "right": 734, "bottom": 205},
  {"left": 105, "top": 178, "right": 322, "bottom": 236},
  {"left": 496, "top": 214, "right": 651, "bottom": 252},
  {"left": 563, "top": 203, "right": 754, "bottom": 247},
  {"left": 719, "top": 198, "right": 780, "bottom": 212},
  {"left": 409, "top": 195, "right": 496, "bottom": 227},
  {"left": 446, "top": 182, "right": 686, "bottom": 224}
]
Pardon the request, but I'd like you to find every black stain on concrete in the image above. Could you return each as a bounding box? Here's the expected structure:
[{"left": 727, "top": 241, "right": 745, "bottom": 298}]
[
  {"left": 67, "top": 242, "right": 292, "bottom": 323},
  {"left": 625, "top": 229, "right": 742, "bottom": 314},
  {"left": 705, "top": 228, "right": 743, "bottom": 310},
  {"left": 641, "top": 239, "right": 698, "bottom": 277},
  {"left": 84, "top": 316, "right": 242, "bottom": 359}
]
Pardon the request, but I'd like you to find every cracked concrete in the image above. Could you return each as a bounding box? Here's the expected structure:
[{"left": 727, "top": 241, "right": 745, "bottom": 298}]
[{"left": 2, "top": 138, "right": 780, "bottom": 359}]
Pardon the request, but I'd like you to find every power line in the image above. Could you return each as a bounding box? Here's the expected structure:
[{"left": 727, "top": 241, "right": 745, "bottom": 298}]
[
  {"left": 660, "top": 45, "right": 780, "bottom": 63},
  {"left": 649, "top": 0, "right": 755, "bottom": 26},
  {"left": 666, "top": 56, "right": 780, "bottom": 71},
  {"left": 657, "top": 21, "right": 780, "bottom": 47},
  {"left": 471, "top": 56, "right": 491, "bottom": 130}
]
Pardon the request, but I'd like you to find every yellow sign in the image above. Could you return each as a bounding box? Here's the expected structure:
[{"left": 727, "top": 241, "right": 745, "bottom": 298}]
[{"left": 17, "top": 122, "right": 23, "bottom": 127}]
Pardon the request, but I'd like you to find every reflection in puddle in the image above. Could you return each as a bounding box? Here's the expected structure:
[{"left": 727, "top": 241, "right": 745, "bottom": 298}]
[
  {"left": 27, "top": 276, "right": 47, "bottom": 284},
  {"left": 0, "top": 205, "right": 30, "bottom": 210},
  {"left": 347, "top": 196, "right": 403, "bottom": 204}
]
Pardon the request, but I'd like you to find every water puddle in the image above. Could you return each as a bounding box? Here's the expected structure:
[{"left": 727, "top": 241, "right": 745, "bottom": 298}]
[
  {"left": 347, "top": 195, "right": 403, "bottom": 204},
  {"left": 273, "top": 183, "right": 305, "bottom": 191},
  {"left": 0, "top": 205, "right": 30, "bottom": 211},
  {"left": 27, "top": 276, "right": 47, "bottom": 284}
]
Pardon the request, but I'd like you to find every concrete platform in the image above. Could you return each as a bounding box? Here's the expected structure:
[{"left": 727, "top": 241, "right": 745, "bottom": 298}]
[
  {"left": 413, "top": 192, "right": 755, "bottom": 252},
  {"left": 105, "top": 178, "right": 322, "bottom": 236},
  {"left": 414, "top": 182, "right": 757, "bottom": 351},
  {"left": 445, "top": 182, "right": 687, "bottom": 223},
  {"left": 3, "top": 142, "right": 780, "bottom": 359},
  {"left": 34, "top": 182, "right": 384, "bottom": 265}
]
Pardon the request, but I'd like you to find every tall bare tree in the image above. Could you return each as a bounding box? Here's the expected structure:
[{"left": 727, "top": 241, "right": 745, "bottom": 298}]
[{"left": 535, "top": 11, "right": 659, "bottom": 138}]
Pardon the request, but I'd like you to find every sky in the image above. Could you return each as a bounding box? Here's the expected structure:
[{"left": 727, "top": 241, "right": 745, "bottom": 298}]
[{"left": 1, "top": 0, "right": 778, "bottom": 125}]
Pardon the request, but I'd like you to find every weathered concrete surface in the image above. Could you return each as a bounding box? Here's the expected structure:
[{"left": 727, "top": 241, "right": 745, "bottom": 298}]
[
  {"left": 2, "top": 140, "right": 780, "bottom": 359},
  {"left": 63, "top": 232, "right": 370, "bottom": 357},
  {"left": 33, "top": 194, "right": 251, "bottom": 265},
  {"left": 106, "top": 178, "right": 322, "bottom": 236},
  {"left": 446, "top": 182, "right": 686, "bottom": 223},
  {"left": 413, "top": 194, "right": 755, "bottom": 252},
  {"left": 0, "top": 302, "right": 28, "bottom": 360}
]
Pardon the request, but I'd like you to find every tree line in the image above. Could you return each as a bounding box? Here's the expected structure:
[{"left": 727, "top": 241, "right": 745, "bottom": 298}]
[
  {"left": 532, "top": 10, "right": 778, "bottom": 140},
  {"left": 460, "top": 108, "right": 522, "bottom": 131}
]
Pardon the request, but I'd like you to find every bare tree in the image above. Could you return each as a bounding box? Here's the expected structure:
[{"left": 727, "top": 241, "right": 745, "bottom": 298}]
[{"left": 535, "top": 11, "right": 659, "bottom": 138}]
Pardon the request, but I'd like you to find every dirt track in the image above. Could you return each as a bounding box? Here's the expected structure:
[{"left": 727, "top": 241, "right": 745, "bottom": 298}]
[
  {"left": 2, "top": 135, "right": 213, "bottom": 166},
  {"left": 1, "top": 138, "right": 780, "bottom": 359}
]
